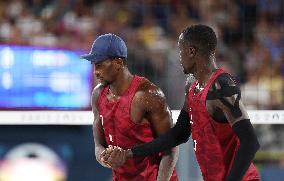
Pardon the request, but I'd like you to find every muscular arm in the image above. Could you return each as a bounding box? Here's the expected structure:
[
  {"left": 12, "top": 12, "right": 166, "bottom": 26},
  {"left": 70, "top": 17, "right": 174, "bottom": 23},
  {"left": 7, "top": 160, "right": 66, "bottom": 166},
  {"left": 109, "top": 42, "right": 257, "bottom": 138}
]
[
  {"left": 131, "top": 75, "right": 194, "bottom": 156},
  {"left": 207, "top": 74, "right": 260, "bottom": 181},
  {"left": 140, "top": 83, "right": 179, "bottom": 181},
  {"left": 91, "top": 84, "right": 109, "bottom": 167}
]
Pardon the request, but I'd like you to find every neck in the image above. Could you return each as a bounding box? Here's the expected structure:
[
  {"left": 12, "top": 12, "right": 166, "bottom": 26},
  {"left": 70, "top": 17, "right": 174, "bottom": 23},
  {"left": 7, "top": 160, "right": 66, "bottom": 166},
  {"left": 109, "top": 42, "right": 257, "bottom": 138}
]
[
  {"left": 193, "top": 54, "right": 218, "bottom": 86},
  {"left": 110, "top": 68, "right": 133, "bottom": 96}
]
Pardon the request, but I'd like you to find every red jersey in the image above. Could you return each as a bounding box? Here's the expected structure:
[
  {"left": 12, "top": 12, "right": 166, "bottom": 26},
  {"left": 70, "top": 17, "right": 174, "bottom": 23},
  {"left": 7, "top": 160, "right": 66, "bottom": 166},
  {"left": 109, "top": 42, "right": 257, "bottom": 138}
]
[
  {"left": 98, "top": 75, "right": 178, "bottom": 181},
  {"left": 188, "top": 69, "right": 260, "bottom": 181}
]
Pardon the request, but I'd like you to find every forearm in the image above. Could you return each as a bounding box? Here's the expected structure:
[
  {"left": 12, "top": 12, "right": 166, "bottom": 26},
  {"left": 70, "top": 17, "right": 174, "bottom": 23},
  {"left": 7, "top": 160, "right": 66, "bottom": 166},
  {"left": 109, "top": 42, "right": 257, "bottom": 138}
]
[
  {"left": 93, "top": 122, "right": 108, "bottom": 165},
  {"left": 131, "top": 130, "right": 180, "bottom": 157},
  {"left": 131, "top": 110, "right": 191, "bottom": 157},
  {"left": 157, "top": 147, "right": 179, "bottom": 181},
  {"left": 226, "top": 120, "right": 260, "bottom": 181},
  {"left": 93, "top": 118, "right": 107, "bottom": 164}
]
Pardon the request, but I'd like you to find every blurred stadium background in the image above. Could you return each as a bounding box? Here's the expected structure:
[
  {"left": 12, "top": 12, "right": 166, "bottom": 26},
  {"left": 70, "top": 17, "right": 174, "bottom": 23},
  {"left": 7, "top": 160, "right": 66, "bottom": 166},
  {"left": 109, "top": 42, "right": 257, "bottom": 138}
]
[{"left": 0, "top": 0, "right": 284, "bottom": 180}]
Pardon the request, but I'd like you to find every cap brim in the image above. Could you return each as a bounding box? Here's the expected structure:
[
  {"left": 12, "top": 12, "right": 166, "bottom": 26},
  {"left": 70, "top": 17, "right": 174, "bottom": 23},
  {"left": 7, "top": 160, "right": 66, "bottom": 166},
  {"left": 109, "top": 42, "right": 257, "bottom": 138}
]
[
  {"left": 80, "top": 54, "right": 94, "bottom": 61},
  {"left": 80, "top": 54, "right": 108, "bottom": 63}
]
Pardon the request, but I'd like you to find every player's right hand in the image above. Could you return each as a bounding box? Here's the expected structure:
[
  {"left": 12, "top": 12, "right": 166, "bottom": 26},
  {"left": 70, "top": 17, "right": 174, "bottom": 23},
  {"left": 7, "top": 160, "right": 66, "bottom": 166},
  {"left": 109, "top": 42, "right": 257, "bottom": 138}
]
[{"left": 99, "top": 147, "right": 113, "bottom": 168}]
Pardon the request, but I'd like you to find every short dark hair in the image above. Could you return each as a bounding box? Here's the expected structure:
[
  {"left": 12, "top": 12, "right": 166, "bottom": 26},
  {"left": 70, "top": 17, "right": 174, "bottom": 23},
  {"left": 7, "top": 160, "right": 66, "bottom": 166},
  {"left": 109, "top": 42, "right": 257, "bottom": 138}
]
[{"left": 180, "top": 24, "right": 217, "bottom": 55}]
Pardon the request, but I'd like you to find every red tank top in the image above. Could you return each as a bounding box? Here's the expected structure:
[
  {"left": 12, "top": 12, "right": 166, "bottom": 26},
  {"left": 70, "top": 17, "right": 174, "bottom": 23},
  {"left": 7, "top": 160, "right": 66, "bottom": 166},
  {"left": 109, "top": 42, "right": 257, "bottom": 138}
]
[
  {"left": 188, "top": 69, "right": 259, "bottom": 181},
  {"left": 98, "top": 75, "right": 178, "bottom": 181}
]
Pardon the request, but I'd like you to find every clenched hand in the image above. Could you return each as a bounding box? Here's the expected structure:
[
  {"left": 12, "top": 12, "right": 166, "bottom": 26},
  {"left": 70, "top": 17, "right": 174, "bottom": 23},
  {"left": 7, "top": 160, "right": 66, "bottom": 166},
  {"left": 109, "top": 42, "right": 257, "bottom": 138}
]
[{"left": 100, "top": 145, "right": 133, "bottom": 169}]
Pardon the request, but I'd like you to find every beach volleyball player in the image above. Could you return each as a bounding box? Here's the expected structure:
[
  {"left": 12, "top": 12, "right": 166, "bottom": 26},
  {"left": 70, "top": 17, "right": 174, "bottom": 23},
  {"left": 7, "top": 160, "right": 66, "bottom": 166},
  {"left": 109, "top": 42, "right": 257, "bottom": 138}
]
[{"left": 81, "top": 33, "right": 178, "bottom": 181}]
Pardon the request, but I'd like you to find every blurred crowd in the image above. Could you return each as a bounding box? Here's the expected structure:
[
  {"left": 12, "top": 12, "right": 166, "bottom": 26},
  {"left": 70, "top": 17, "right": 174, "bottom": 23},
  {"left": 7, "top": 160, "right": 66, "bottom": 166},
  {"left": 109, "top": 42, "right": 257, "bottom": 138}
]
[{"left": 0, "top": 0, "right": 283, "bottom": 110}]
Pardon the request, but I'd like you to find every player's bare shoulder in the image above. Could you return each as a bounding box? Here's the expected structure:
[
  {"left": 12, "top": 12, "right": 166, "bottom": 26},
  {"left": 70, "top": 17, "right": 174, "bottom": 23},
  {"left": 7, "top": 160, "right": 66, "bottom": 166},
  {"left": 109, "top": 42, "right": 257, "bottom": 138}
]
[
  {"left": 91, "top": 83, "right": 105, "bottom": 109},
  {"left": 133, "top": 78, "right": 167, "bottom": 111}
]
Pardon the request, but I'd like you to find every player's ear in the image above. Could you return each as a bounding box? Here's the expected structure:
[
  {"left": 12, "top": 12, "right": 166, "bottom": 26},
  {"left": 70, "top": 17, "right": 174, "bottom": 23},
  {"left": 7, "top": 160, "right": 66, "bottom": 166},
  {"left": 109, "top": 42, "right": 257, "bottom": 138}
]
[{"left": 188, "top": 47, "right": 196, "bottom": 57}]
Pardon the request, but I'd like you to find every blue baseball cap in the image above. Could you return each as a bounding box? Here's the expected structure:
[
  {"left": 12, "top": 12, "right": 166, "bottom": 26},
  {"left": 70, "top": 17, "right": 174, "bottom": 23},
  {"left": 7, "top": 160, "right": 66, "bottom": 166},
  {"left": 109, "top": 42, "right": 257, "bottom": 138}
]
[{"left": 81, "top": 33, "right": 127, "bottom": 63}]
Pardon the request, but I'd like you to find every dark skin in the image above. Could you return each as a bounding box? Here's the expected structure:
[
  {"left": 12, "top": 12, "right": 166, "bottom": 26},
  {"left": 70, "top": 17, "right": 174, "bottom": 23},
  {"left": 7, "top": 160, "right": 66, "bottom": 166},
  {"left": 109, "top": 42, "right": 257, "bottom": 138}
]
[
  {"left": 178, "top": 34, "right": 258, "bottom": 181},
  {"left": 92, "top": 58, "right": 178, "bottom": 181},
  {"left": 106, "top": 31, "right": 257, "bottom": 180},
  {"left": 178, "top": 32, "right": 249, "bottom": 125}
]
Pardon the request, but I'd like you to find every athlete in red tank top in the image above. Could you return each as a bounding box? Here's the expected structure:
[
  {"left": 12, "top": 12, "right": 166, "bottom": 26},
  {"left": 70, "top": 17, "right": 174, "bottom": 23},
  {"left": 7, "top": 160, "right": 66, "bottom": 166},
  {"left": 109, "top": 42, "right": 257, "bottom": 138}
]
[
  {"left": 188, "top": 69, "right": 259, "bottom": 180},
  {"left": 81, "top": 33, "right": 178, "bottom": 181},
  {"left": 179, "top": 25, "right": 260, "bottom": 181},
  {"left": 103, "top": 25, "right": 260, "bottom": 181},
  {"left": 97, "top": 75, "right": 178, "bottom": 181}
]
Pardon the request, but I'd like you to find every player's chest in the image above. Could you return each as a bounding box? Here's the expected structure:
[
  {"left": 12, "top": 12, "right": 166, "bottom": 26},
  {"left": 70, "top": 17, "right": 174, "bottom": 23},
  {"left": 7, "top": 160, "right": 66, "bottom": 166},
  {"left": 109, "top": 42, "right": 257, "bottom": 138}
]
[{"left": 100, "top": 96, "right": 145, "bottom": 125}]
